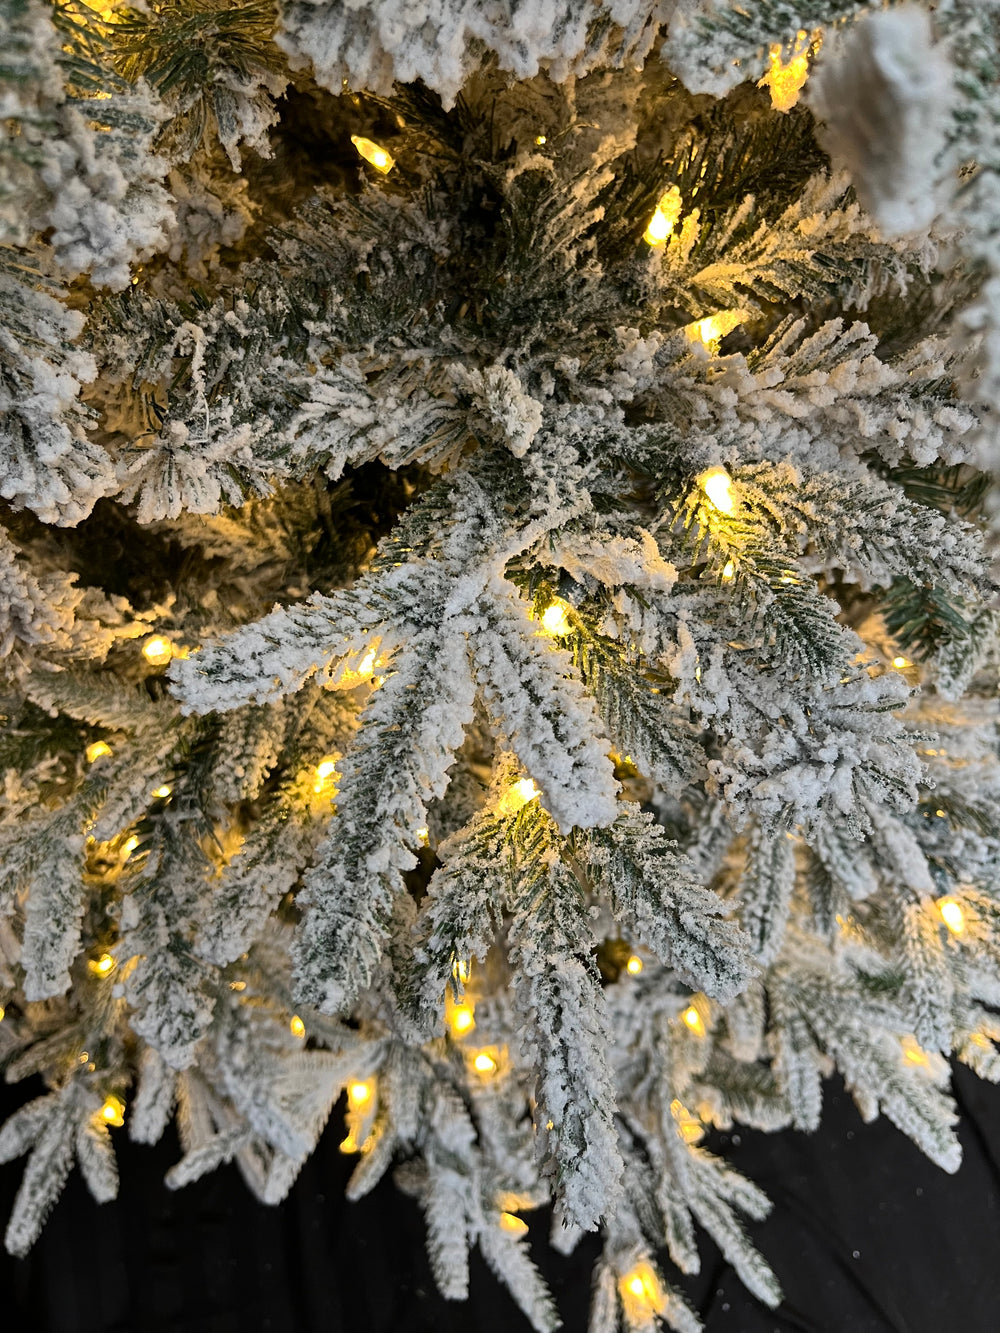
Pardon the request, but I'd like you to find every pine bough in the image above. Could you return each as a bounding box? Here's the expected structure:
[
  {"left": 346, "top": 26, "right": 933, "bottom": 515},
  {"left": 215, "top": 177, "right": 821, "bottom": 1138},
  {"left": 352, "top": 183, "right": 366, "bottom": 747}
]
[{"left": 1, "top": 3, "right": 1000, "bottom": 1330}]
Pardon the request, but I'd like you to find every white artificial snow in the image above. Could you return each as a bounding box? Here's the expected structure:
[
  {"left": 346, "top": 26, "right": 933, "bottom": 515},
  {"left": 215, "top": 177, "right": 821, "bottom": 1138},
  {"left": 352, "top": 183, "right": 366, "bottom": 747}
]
[
  {"left": 808, "top": 6, "right": 954, "bottom": 238},
  {"left": 457, "top": 364, "right": 544, "bottom": 459},
  {"left": 277, "top": 0, "right": 666, "bottom": 108}
]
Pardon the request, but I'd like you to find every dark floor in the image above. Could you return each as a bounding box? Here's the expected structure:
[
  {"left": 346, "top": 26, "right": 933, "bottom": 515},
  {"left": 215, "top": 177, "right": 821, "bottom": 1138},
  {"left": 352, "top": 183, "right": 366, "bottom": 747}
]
[{"left": 1, "top": 1064, "right": 997, "bottom": 1332}]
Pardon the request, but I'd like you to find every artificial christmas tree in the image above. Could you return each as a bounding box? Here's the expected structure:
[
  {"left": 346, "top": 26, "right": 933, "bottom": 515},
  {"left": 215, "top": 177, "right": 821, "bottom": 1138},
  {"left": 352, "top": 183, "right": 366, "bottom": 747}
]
[{"left": 3, "top": 2, "right": 1000, "bottom": 1328}]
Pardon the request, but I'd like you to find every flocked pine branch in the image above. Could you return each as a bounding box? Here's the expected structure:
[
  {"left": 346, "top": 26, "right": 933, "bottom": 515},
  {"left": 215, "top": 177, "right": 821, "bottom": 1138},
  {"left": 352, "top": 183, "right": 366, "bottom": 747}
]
[{"left": 2, "top": 5, "right": 1000, "bottom": 1330}]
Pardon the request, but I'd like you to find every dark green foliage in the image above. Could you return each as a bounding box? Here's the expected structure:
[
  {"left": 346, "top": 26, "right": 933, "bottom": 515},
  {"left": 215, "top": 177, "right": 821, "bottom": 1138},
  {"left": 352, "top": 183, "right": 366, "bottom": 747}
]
[
  {"left": 586, "top": 809, "right": 755, "bottom": 999},
  {"left": 562, "top": 612, "right": 705, "bottom": 792},
  {"left": 882, "top": 577, "right": 983, "bottom": 663},
  {"left": 111, "top": 1, "right": 281, "bottom": 96}
]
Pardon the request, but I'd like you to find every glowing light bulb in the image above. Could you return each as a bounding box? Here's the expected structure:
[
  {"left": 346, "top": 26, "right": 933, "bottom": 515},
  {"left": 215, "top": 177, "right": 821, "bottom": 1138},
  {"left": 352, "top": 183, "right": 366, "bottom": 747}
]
[
  {"left": 539, "top": 600, "right": 572, "bottom": 636},
  {"left": 100, "top": 1095, "right": 125, "bottom": 1127},
  {"left": 473, "top": 1052, "right": 498, "bottom": 1075},
  {"left": 348, "top": 1081, "right": 372, "bottom": 1107},
  {"left": 670, "top": 1099, "right": 704, "bottom": 1144},
  {"left": 643, "top": 185, "right": 683, "bottom": 246},
  {"left": 290, "top": 1015, "right": 306, "bottom": 1038},
  {"left": 499, "top": 1211, "right": 529, "bottom": 1235},
  {"left": 620, "top": 1263, "right": 666, "bottom": 1317},
  {"left": 88, "top": 953, "right": 115, "bottom": 978},
  {"left": 448, "top": 1003, "right": 475, "bottom": 1037},
  {"left": 938, "top": 898, "right": 966, "bottom": 935},
  {"left": 498, "top": 777, "right": 541, "bottom": 816},
  {"left": 121, "top": 835, "right": 139, "bottom": 859},
  {"left": 350, "top": 135, "right": 395, "bottom": 173},
  {"left": 761, "top": 29, "right": 818, "bottom": 113},
  {"left": 625, "top": 955, "right": 643, "bottom": 976},
  {"left": 534, "top": 135, "right": 546, "bottom": 145},
  {"left": 682, "top": 1005, "right": 705, "bottom": 1037},
  {"left": 687, "top": 309, "right": 747, "bottom": 350},
  {"left": 313, "top": 757, "right": 339, "bottom": 793},
  {"left": 416, "top": 826, "right": 430, "bottom": 846},
  {"left": 721, "top": 560, "right": 736, "bottom": 580},
  {"left": 901, "top": 1035, "right": 929, "bottom": 1067},
  {"left": 230, "top": 980, "right": 246, "bottom": 991},
  {"left": 644, "top": 210, "right": 671, "bottom": 246},
  {"left": 152, "top": 784, "right": 172, "bottom": 799},
  {"left": 142, "top": 636, "right": 173, "bottom": 666},
  {"left": 700, "top": 468, "right": 737, "bottom": 516},
  {"left": 892, "top": 656, "right": 910, "bottom": 670},
  {"left": 85, "top": 741, "right": 112, "bottom": 764},
  {"left": 358, "top": 647, "right": 377, "bottom": 675}
]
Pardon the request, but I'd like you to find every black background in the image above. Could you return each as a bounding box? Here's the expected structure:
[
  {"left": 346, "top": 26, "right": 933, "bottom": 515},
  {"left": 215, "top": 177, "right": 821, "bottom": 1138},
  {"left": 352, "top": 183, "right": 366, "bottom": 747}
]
[{"left": 1, "top": 1065, "right": 998, "bottom": 1333}]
